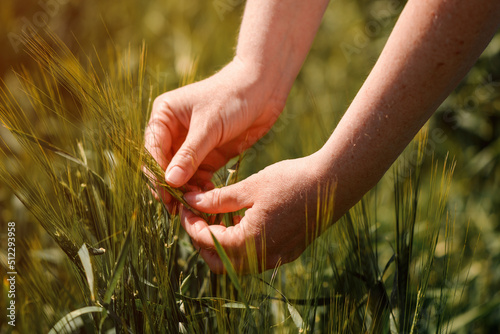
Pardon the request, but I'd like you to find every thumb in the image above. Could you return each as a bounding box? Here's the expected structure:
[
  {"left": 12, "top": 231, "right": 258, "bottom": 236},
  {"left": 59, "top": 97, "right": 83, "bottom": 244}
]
[
  {"left": 184, "top": 181, "right": 253, "bottom": 214},
  {"left": 165, "top": 124, "right": 217, "bottom": 187}
]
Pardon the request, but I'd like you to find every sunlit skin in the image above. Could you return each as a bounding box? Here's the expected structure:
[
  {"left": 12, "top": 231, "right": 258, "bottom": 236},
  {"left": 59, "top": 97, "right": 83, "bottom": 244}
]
[{"left": 145, "top": 0, "right": 500, "bottom": 274}]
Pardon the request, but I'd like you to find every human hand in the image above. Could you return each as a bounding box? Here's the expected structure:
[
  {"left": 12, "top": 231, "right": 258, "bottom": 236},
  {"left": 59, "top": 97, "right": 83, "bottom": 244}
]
[
  {"left": 181, "top": 152, "right": 334, "bottom": 274},
  {"left": 144, "top": 57, "right": 287, "bottom": 204}
]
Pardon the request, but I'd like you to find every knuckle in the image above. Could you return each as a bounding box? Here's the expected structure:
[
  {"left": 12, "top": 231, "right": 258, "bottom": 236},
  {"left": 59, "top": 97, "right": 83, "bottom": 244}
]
[
  {"left": 152, "top": 95, "right": 169, "bottom": 112},
  {"left": 144, "top": 118, "right": 162, "bottom": 138},
  {"left": 150, "top": 97, "right": 175, "bottom": 127}
]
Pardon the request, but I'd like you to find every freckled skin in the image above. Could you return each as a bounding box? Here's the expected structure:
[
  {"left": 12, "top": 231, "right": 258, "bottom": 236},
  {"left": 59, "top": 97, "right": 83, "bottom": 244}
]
[{"left": 146, "top": 0, "right": 500, "bottom": 273}]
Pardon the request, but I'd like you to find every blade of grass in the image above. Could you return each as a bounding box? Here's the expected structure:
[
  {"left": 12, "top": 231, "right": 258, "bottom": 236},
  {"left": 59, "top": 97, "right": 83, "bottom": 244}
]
[
  {"left": 256, "top": 277, "right": 306, "bottom": 331},
  {"left": 287, "top": 302, "right": 305, "bottom": 331},
  {"left": 48, "top": 306, "right": 105, "bottom": 334},
  {"left": 210, "top": 232, "right": 257, "bottom": 330},
  {"left": 110, "top": 134, "right": 214, "bottom": 222},
  {"left": 129, "top": 263, "right": 156, "bottom": 330},
  {"left": 103, "top": 210, "right": 135, "bottom": 305},
  {"left": 77, "top": 243, "right": 96, "bottom": 303}
]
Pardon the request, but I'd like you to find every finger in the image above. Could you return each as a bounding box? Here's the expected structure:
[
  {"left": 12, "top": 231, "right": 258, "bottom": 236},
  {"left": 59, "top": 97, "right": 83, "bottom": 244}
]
[
  {"left": 182, "top": 209, "right": 264, "bottom": 273},
  {"left": 144, "top": 169, "right": 175, "bottom": 207},
  {"left": 183, "top": 181, "right": 253, "bottom": 214},
  {"left": 165, "top": 120, "right": 219, "bottom": 187},
  {"left": 144, "top": 110, "right": 174, "bottom": 201},
  {"left": 181, "top": 209, "right": 249, "bottom": 251}
]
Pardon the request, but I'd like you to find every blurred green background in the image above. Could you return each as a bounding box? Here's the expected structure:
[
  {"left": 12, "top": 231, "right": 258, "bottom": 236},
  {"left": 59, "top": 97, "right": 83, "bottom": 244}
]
[{"left": 1, "top": 0, "right": 499, "bottom": 332}]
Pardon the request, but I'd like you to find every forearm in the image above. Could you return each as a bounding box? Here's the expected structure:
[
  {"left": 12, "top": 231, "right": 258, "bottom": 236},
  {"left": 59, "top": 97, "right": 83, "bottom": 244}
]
[
  {"left": 235, "top": 0, "right": 330, "bottom": 105},
  {"left": 319, "top": 0, "right": 500, "bottom": 218}
]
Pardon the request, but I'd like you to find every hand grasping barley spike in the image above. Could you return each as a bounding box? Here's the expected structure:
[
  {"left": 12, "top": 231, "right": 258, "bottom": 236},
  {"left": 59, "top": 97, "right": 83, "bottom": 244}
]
[{"left": 102, "top": 130, "right": 214, "bottom": 222}]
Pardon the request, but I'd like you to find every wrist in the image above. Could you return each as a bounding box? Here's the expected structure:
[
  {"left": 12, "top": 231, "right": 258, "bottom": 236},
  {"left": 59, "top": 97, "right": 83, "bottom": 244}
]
[
  {"left": 312, "top": 141, "right": 366, "bottom": 223},
  {"left": 226, "top": 55, "right": 290, "bottom": 116}
]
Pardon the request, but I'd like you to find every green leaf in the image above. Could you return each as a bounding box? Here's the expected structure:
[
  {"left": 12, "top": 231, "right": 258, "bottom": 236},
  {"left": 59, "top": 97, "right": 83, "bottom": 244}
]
[
  {"left": 210, "top": 232, "right": 257, "bottom": 330},
  {"left": 180, "top": 273, "right": 192, "bottom": 295},
  {"left": 287, "top": 302, "right": 304, "bottom": 331},
  {"left": 210, "top": 232, "right": 244, "bottom": 300},
  {"left": 103, "top": 211, "right": 135, "bottom": 305},
  {"left": 130, "top": 263, "right": 156, "bottom": 329}
]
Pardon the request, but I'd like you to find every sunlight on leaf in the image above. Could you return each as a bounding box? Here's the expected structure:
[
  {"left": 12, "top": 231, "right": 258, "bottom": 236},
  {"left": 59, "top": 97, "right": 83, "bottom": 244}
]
[
  {"left": 77, "top": 243, "right": 95, "bottom": 302},
  {"left": 48, "top": 306, "right": 105, "bottom": 334}
]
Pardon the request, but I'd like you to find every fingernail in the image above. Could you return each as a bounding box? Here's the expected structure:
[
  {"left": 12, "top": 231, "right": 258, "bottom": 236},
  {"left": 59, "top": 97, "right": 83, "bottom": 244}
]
[
  {"left": 184, "top": 192, "right": 204, "bottom": 206},
  {"left": 165, "top": 166, "right": 185, "bottom": 186}
]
